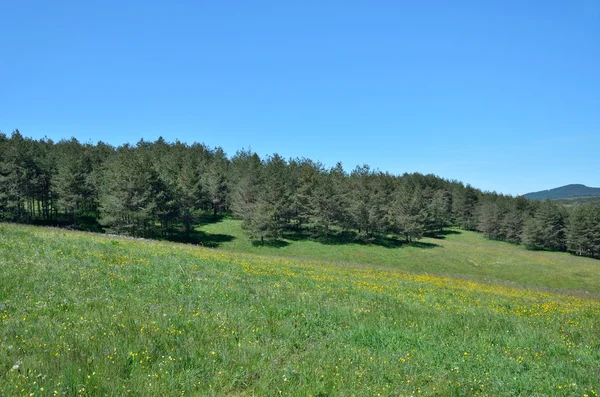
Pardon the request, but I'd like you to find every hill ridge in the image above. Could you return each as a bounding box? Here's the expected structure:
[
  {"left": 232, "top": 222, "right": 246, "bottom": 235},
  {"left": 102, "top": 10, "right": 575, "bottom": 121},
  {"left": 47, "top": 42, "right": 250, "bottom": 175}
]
[{"left": 524, "top": 184, "right": 600, "bottom": 200}]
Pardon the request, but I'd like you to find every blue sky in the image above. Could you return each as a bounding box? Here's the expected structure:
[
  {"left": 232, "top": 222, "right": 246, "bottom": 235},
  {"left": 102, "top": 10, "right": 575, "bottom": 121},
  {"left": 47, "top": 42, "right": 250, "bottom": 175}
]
[{"left": 1, "top": 0, "right": 599, "bottom": 195}]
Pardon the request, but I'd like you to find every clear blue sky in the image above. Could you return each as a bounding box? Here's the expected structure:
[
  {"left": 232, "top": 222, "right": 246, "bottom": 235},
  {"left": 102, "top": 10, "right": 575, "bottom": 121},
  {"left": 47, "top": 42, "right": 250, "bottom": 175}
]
[{"left": 1, "top": 0, "right": 599, "bottom": 195}]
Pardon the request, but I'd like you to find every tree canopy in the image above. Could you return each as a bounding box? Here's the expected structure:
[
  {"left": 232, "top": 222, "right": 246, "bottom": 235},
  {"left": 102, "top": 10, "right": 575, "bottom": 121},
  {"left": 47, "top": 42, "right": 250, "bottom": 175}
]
[{"left": 1, "top": 131, "right": 599, "bottom": 259}]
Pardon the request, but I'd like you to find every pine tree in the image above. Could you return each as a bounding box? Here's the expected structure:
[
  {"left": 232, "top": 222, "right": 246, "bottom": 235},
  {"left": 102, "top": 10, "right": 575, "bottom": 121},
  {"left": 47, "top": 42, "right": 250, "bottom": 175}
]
[
  {"left": 310, "top": 168, "right": 338, "bottom": 240},
  {"left": 369, "top": 172, "right": 396, "bottom": 235},
  {"left": 522, "top": 201, "right": 567, "bottom": 251},
  {"left": 502, "top": 208, "right": 524, "bottom": 244},
  {"left": 501, "top": 196, "right": 528, "bottom": 244},
  {"left": 203, "top": 148, "right": 229, "bottom": 217},
  {"left": 393, "top": 180, "right": 426, "bottom": 242},
  {"left": 567, "top": 204, "right": 600, "bottom": 258},
  {"left": 176, "top": 151, "right": 204, "bottom": 240},
  {"left": 0, "top": 131, "right": 32, "bottom": 221},
  {"left": 428, "top": 189, "right": 453, "bottom": 233},
  {"left": 0, "top": 132, "right": 9, "bottom": 219},
  {"left": 477, "top": 196, "right": 507, "bottom": 240},
  {"left": 99, "top": 145, "right": 164, "bottom": 237},
  {"left": 249, "top": 154, "right": 289, "bottom": 241},
  {"left": 291, "top": 159, "right": 321, "bottom": 230},
  {"left": 452, "top": 184, "right": 479, "bottom": 230},
  {"left": 537, "top": 200, "right": 567, "bottom": 251},
  {"left": 349, "top": 165, "right": 377, "bottom": 237},
  {"left": 230, "top": 151, "right": 266, "bottom": 241},
  {"left": 521, "top": 216, "right": 545, "bottom": 249},
  {"left": 54, "top": 138, "right": 89, "bottom": 223}
]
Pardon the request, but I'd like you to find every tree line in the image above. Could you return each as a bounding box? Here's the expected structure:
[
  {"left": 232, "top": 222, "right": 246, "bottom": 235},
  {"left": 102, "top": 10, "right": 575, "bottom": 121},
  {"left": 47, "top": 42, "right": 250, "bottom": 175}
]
[{"left": 1, "top": 131, "right": 599, "bottom": 259}]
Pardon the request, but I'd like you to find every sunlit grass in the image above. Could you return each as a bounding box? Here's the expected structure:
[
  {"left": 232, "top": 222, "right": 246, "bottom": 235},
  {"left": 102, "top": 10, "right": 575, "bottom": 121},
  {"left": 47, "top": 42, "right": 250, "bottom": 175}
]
[
  {"left": 1, "top": 223, "right": 599, "bottom": 395},
  {"left": 201, "top": 218, "right": 600, "bottom": 293}
]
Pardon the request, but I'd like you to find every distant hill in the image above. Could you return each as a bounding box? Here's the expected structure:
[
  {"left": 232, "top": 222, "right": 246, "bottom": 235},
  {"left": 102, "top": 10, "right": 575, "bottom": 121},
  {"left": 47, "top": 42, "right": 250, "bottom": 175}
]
[{"left": 524, "top": 184, "right": 600, "bottom": 200}]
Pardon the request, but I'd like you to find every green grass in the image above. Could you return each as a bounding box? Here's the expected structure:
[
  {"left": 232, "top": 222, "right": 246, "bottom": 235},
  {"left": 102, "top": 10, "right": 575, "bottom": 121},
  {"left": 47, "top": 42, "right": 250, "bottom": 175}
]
[
  {"left": 1, "top": 223, "right": 600, "bottom": 396},
  {"left": 201, "top": 218, "right": 600, "bottom": 294}
]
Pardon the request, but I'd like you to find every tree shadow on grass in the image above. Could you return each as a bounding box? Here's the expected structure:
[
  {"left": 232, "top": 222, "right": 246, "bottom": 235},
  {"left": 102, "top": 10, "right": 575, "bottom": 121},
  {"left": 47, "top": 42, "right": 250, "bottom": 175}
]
[
  {"left": 165, "top": 229, "right": 235, "bottom": 248},
  {"left": 281, "top": 228, "right": 440, "bottom": 249},
  {"left": 162, "top": 215, "right": 233, "bottom": 247},
  {"left": 33, "top": 215, "right": 105, "bottom": 233},
  {"left": 424, "top": 229, "right": 462, "bottom": 239},
  {"left": 251, "top": 239, "right": 291, "bottom": 248},
  {"left": 197, "top": 214, "right": 227, "bottom": 225},
  {"left": 407, "top": 241, "right": 439, "bottom": 249}
]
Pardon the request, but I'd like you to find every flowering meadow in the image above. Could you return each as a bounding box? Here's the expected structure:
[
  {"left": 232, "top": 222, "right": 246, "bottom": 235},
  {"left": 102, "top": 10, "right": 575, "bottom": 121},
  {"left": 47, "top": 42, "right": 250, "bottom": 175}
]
[{"left": 1, "top": 223, "right": 599, "bottom": 396}]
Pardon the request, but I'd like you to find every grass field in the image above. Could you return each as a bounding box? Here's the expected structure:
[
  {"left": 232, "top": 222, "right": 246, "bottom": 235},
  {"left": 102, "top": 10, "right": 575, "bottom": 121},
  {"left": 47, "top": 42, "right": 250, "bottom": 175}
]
[
  {"left": 1, "top": 223, "right": 600, "bottom": 396},
  {"left": 200, "top": 218, "right": 600, "bottom": 294}
]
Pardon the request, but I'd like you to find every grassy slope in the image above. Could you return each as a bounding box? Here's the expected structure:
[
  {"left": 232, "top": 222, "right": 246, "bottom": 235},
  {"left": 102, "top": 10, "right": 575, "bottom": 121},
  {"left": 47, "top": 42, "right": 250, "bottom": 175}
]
[
  {"left": 201, "top": 219, "right": 600, "bottom": 294},
  {"left": 1, "top": 223, "right": 600, "bottom": 396}
]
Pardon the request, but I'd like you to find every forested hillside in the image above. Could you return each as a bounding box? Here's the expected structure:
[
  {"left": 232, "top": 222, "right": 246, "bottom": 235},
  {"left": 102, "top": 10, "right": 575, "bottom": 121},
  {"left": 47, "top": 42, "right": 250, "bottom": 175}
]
[
  {"left": 524, "top": 184, "right": 600, "bottom": 200},
  {"left": 1, "top": 130, "right": 599, "bottom": 259}
]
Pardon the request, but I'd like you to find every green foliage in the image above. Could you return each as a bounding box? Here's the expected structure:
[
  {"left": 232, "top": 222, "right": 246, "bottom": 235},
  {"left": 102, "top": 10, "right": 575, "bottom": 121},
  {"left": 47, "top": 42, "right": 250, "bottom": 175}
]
[
  {"left": 392, "top": 180, "right": 426, "bottom": 242},
  {"left": 203, "top": 147, "right": 229, "bottom": 216},
  {"left": 0, "top": 131, "right": 30, "bottom": 221},
  {"left": 176, "top": 151, "right": 203, "bottom": 240},
  {"left": 524, "top": 183, "right": 600, "bottom": 200},
  {"left": 243, "top": 154, "right": 291, "bottom": 242},
  {"left": 452, "top": 184, "right": 480, "bottom": 230},
  {"left": 53, "top": 139, "right": 92, "bottom": 221},
  {"left": 99, "top": 145, "right": 165, "bottom": 236},
  {"left": 2, "top": 131, "right": 600, "bottom": 260},
  {"left": 521, "top": 201, "right": 567, "bottom": 251},
  {"left": 428, "top": 189, "right": 453, "bottom": 232},
  {"left": 568, "top": 204, "right": 600, "bottom": 258}
]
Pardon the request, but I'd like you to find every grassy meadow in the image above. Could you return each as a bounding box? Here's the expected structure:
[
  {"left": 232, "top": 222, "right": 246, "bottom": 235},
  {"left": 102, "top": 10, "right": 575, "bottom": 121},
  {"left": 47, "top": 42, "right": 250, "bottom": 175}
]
[
  {"left": 1, "top": 222, "right": 600, "bottom": 396},
  {"left": 200, "top": 218, "right": 600, "bottom": 294}
]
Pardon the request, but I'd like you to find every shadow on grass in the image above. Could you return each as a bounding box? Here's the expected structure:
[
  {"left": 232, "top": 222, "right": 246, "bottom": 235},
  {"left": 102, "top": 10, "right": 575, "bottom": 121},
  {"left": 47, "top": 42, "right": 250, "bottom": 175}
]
[
  {"left": 251, "top": 239, "right": 291, "bottom": 248},
  {"left": 424, "top": 229, "right": 462, "bottom": 239},
  {"left": 197, "top": 214, "right": 227, "bottom": 225},
  {"left": 280, "top": 228, "right": 440, "bottom": 249},
  {"left": 162, "top": 215, "right": 234, "bottom": 247},
  {"left": 32, "top": 215, "right": 105, "bottom": 233},
  {"left": 165, "top": 229, "right": 235, "bottom": 248},
  {"left": 408, "top": 241, "right": 439, "bottom": 249}
]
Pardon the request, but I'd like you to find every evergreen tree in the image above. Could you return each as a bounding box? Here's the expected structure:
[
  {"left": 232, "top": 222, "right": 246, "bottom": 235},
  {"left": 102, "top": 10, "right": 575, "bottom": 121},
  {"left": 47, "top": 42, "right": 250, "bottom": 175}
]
[
  {"left": 54, "top": 139, "right": 89, "bottom": 223},
  {"left": 176, "top": 150, "right": 204, "bottom": 240},
  {"left": 349, "top": 165, "right": 377, "bottom": 236},
  {"left": 230, "top": 151, "right": 267, "bottom": 241},
  {"left": 99, "top": 145, "right": 164, "bottom": 237},
  {"left": 522, "top": 200, "right": 567, "bottom": 251},
  {"left": 393, "top": 180, "right": 426, "bottom": 242},
  {"left": 538, "top": 200, "right": 567, "bottom": 251},
  {"left": 203, "top": 148, "right": 229, "bottom": 216},
  {"left": 428, "top": 189, "right": 453, "bottom": 233},
  {"left": 291, "top": 159, "right": 321, "bottom": 230},
  {"left": 521, "top": 216, "right": 545, "bottom": 249},
  {"left": 477, "top": 196, "right": 507, "bottom": 240},
  {"left": 247, "top": 154, "right": 289, "bottom": 241},
  {"left": 0, "top": 131, "right": 32, "bottom": 221},
  {"left": 310, "top": 167, "right": 345, "bottom": 240},
  {"left": 369, "top": 172, "right": 397, "bottom": 235},
  {"left": 452, "top": 184, "right": 479, "bottom": 230},
  {"left": 0, "top": 132, "right": 9, "bottom": 219},
  {"left": 329, "top": 162, "right": 351, "bottom": 232},
  {"left": 567, "top": 204, "right": 600, "bottom": 258},
  {"left": 230, "top": 149, "right": 262, "bottom": 224},
  {"left": 3, "top": 130, "right": 600, "bottom": 259},
  {"left": 85, "top": 141, "right": 115, "bottom": 219},
  {"left": 502, "top": 208, "right": 524, "bottom": 244}
]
